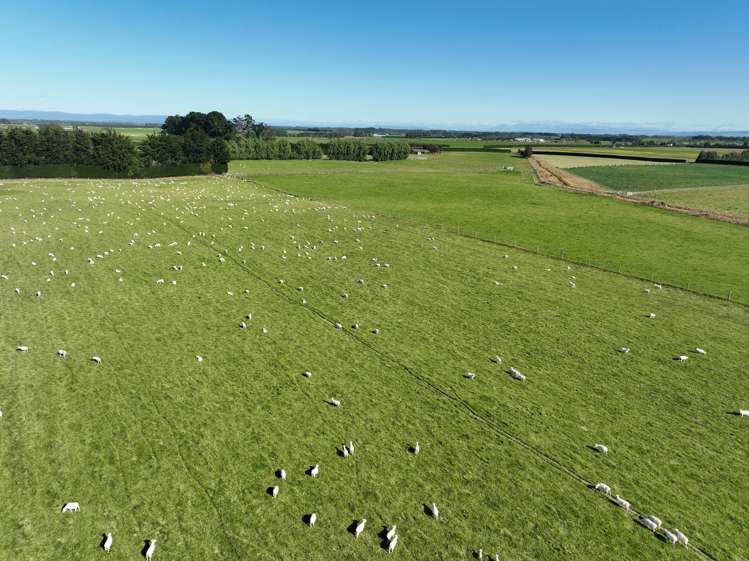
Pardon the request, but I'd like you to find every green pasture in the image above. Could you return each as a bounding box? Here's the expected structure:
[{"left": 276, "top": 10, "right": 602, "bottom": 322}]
[{"left": 569, "top": 164, "right": 749, "bottom": 191}]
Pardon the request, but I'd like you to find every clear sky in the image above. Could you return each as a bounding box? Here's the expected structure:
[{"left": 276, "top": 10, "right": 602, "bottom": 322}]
[{"left": 2, "top": 0, "right": 748, "bottom": 131}]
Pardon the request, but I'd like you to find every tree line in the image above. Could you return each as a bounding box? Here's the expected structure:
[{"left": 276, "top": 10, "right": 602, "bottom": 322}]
[{"left": 697, "top": 149, "right": 749, "bottom": 162}]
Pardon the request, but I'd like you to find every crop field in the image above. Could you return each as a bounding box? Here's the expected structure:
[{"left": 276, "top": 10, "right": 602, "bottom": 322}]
[
  {"left": 232, "top": 153, "right": 749, "bottom": 303},
  {"left": 534, "top": 154, "right": 675, "bottom": 168},
  {"left": 1, "top": 174, "right": 747, "bottom": 561},
  {"left": 568, "top": 164, "right": 749, "bottom": 192},
  {"left": 535, "top": 146, "right": 735, "bottom": 162}
]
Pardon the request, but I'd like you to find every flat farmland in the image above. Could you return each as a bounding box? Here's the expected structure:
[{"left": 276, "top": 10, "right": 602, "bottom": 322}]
[
  {"left": 569, "top": 164, "right": 749, "bottom": 192},
  {"left": 0, "top": 175, "right": 746, "bottom": 561}
]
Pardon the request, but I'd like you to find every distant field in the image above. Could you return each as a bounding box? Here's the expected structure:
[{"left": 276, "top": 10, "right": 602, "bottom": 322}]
[
  {"left": 569, "top": 163, "right": 749, "bottom": 191},
  {"left": 535, "top": 154, "right": 675, "bottom": 169},
  {"left": 638, "top": 184, "right": 749, "bottom": 220},
  {"left": 538, "top": 146, "right": 730, "bottom": 162},
  {"left": 78, "top": 126, "right": 159, "bottom": 141},
  {"left": 231, "top": 152, "right": 749, "bottom": 302}
]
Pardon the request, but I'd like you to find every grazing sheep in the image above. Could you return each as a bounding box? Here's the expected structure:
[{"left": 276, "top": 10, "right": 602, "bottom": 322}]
[
  {"left": 145, "top": 539, "right": 156, "bottom": 561},
  {"left": 329, "top": 398, "right": 341, "bottom": 407},
  {"left": 347, "top": 441, "right": 354, "bottom": 454},
  {"left": 278, "top": 469, "right": 287, "bottom": 480},
  {"left": 387, "top": 534, "right": 398, "bottom": 553},
  {"left": 654, "top": 283, "right": 662, "bottom": 289},
  {"left": 16, "top": 345, "right": 29, "bottom": 352},
  {"left": 491, "top": 355, "right": 502, "bottom": 364},
  {"left": 310, "top": 464, "right": 320, "bottom": 478},
  {"left": 594, "top": 483, "right": 611, "bottom": 495},
  {"left": 334, "top": 322, "right": 343, "bottom": 330},
  {"left": 641, "top": 517, "right": 658, "bottom": 531},
  {"left": 738, "top": 410, "right": 749, "bottom": 417},
  {"left": 342, "top": 446, "right": 350, "bottom": 458},
  {"left": 57, "top": 349, "right": 67, "bottom": 358},
  {"left": 662, "top": 529, "right": 678, "bottom": 545},
  {"left": 386, "top": 525, "right": 397, "bottom": 541},
  {"left": 645, "top": 515, "right": 662, "bottom": 529},
  {"left": 617, "top": 347, "right": 630, "bottom": 354},
  {"left": 271, "top": 485, "right": 279, "bottom": 498},
  {"left": 103, "top": 532, "right": 112, "bottom": 552},
  {"left": 60, "top": 502, "right": 80, "bottom": 513},
  {"left": 508, "top": 367, "right": 526, "bottom": 381},
  {"left": 673, "top": 528, "right": 688, "bottom": 546},
  {"left": 308, "top": 513, "right": 317, "bottom": 527},
  {"left": 372, "top": 328, "right": 380, "bottom": 335},
  {"left": 239, "top": 322, "right": 247, "bottom": 329},
  {"left": 647, "top": 312, "right": 656, "bottom": 318},
  {"left": 465, "top": 372, "right": 476, "bottom": 380},
  {"left": 303, "top": 370, "right": 313, "bottom": 378},
  {"left": 492, "top": 554, "right": 500, "bottom": 561},
  {"left": 613, "top": 495, "right": 630, "bottom": 511},
  {"left": 91, "top": 356, "right": 102, "bottom": 364},
  {"left": 477, "top": 549, "right": 483, "bottom": 561},
  {"left": 354, "top": 518, "right": 367, "bottom": 538},
  {"left": 429, "top": 502, "right": 439, "bottom": 519},
  {"left": 14, "top": 287, "right": 20, "bottom": 294},
  {"left": 196, "top": 355, "right": 204, "bottom": 363},
  {"left": 675, "top": 355, "right": 689, "bottom": 362},
  {"left": 593, "top": 443, "right": 608, "bottom": 454},
  {"left": 413, "top": 441, "right": 420, "bottom": 455},
  {"left": 694, "top": 348, "right": 706, "bottom": 355}
]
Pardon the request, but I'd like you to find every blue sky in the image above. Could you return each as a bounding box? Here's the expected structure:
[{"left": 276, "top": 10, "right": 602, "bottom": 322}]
[{"left": 1, "top": 0, "right": 748, "bottom": 131}]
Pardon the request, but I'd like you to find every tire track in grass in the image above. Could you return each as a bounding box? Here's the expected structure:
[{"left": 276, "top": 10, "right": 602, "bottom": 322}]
[{"left": 164, "top": 203, "right": 720, "bottom": 561}]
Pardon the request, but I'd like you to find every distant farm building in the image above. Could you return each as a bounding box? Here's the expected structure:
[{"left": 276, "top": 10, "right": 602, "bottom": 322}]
[{"left": 411, "top": 146, "right": 432, "bottom": 155}]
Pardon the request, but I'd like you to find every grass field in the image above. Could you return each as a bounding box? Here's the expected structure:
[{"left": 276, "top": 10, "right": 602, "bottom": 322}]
[
  {"left": 534, "top": 154, "right": 676, "bottom": 168},
  {"left": 534, "top": 146, "right": 737, "bottom": 162},
  {"left": 78, "top": 126, "right": 160, "bottom": 141},
  {"left": 638, "top": 184, "right": 749, "bottom": 220},
  {"left": 569, "top": 163, "right": 749, "bottom": 192},
  {"left": 1, "top": 175, "right": 747, "bottom": 561},
  {"left": 232, "top": 154, "right": 749, "bottom": 303}
]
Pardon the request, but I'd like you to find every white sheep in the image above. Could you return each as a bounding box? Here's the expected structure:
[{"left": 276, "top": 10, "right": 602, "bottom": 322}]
[
  {"left": 647, "top": 312, "right": 656, "bottom": 318},
  {"left": 386, "top": 525, "right": 397, "bottom": 541},
  {"left": 303, "top": 370, "right": 313, "bottom": 378},
  {"left": 413, "top": 441, "right": 420, "bottom": 455},
  {"left": 271, "top": 485, "right": 279, "bottom": 497},
  {"left": 145, "top": 539, "right": 156, "bottom": 561},
  {"left": 429, "top": 502, "right": 439, "bottom": 519},
  {"left": 239, "top": 322, "right": 247, "bottom": 329},
  {"left": 466, "top": 372, "right": 476, "bottom": 380},
  {"left": 613, "top": 495, "right": 630, "bottom": 511},
  {"left": 354, "top": 518, "right": 367, "bottom": 538},
  {"left": 310, "top": 464, "right": 320, "bottom": 478},
  {"left": 594, "top": 483, "right": 611, "bottom": 495},
  {"left": 14, "top": 287, "right": 20, "bottom": 294},
  {"left": 342, "top": 446, "right": 350, "bottom": 458},
  {"left": 60, "top": 502, "right": 80, "bottom": 513},
  {"left": 509, "top": 367, "right": 526, "bottom": 381},
  {"left": 640, "top": 517, "right": 658, "bottom": 531},
  {"left": 308, "top": 513, "right": 317, "bottom": 527},
  {"left": 57, "top": 349, "right": 67, "bottom": 358},
  {"left": 662, "top": 529, "right": 678, "bottom": 545},
  {"left": 91, "top": 356, "right": 102, "bottom": 364},
  {"left": 673, "top": 528, "right": 688, "bottom": 546},
  {"left": 738, "top": 410, "right": 749, "bottom": 417},
  {"left": 491, "top": 355, "right": 502, "bottom": 364},
  {"left": 675, "top": 355, "right": 689, "bottom": 362},
  {"left": 645, "top": 515, "right": 662, "bottom": 529},
  {"left": 617, "top": 347, "right": 630, "bottom": 353},
  {"left": 694, "top": 348, "right": 706, "bottom": 355},
  {"left": 329, "top": 398, "right": 341, "bottom": 407},
  {"left": 387, "top": 534, "right": 398, "bottom": 553},
  {"left": 593, "top": 443, "right": 608, "bottom": 454},
  {"left": 347, "top": 441, "right": 354, "bottom": 454},
  {"left": 278, "top": 468, "right": 287, "bottom": 480},
  {"left": 16, "top": 345, "right": 29, "bottom": 352},
  {"left": 103, "top": 532, "right": 112, "bottom": 552},
  {"left": 196, "top": 355, "right": 204, "bottom": 363}
]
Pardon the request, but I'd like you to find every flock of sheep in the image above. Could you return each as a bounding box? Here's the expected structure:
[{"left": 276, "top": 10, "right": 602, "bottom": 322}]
[{"left": 1, "top": 176, "right": 745, "bottom": 560}]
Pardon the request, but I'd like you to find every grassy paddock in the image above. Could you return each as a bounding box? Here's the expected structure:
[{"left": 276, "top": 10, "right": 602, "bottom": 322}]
[
  {"left": 569, "top": 163, "right": 749, "bottom": 191},
  {"left": 0, "top": 176, "right": 746, "bottom": 561},
  {"left": 232, "top": 154, "right": 749, "bottom": 303}
]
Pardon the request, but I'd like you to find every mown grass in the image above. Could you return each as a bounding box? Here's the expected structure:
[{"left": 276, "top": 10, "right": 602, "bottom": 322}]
[
  {"left": 232, "top": 154, "right": 749, "bottom": 302},
  {"left": 569, "top": 164, "right": 749, "bottom": 191},
  {"left": 0, "top": 176, "right": 746, "bottom": 561},
  {"left": 640, "top": 184, "right": 749, "bottom": 220}
]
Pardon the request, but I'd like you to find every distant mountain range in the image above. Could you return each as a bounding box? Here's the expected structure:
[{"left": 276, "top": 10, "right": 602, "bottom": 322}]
[{"left": 2, "top": 109, "right": 748, "bottom": 137}]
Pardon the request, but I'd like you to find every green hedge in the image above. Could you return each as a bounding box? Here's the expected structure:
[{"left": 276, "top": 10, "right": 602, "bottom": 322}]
[{"left": 0, "top": 162, "right": 227, "bottom": 179}]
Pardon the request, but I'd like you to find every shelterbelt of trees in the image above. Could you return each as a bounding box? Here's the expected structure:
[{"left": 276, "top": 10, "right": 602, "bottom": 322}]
[{"left": 0, "top": 111, "right": 412, "bottom": 177}]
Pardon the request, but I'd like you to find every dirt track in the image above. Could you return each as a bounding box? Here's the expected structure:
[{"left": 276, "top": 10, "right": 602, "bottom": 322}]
[{"left": 529, "top": 157, "right": 749, "bottom": 226}]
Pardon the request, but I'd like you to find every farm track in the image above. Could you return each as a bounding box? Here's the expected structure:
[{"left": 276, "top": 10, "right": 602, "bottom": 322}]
[
  {"left": 160, "top": 198, "right": 721, "bottom": 561},
  {"left": 529, "top": 157, "right": 749, "bottom": 227},
  {"left": 241, "top": 177, "right": 749, "bottom": 309}
]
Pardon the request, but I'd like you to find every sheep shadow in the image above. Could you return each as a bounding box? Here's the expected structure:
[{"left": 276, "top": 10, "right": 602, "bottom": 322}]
[
  {"left": 422, "top": 503, "right": 434, "bottom": 517},
  {"left": 98, "top": 534, "right": 108, "bottom": 551},
  {"left": 728, "top": 411, "right": 745, "bottom": 416},
  {"left": 302, "top": 513, "right": 315, "bottom": 526},
  {"left": 336, "top": 447, "right": 346, "bottom": 458},
  {"left": 407, "top": 444, "right": 418, "bottom": 454},
  {"left": 346, "top": 519, "right": 359, "bottom": 536},
  {"left": 140, "top": 540, "right": 151, "bottom": 558}
]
